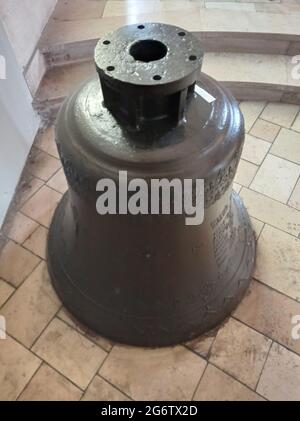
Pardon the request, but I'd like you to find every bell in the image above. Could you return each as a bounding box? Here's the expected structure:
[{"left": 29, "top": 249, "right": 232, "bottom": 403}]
[{"left": 47, "top": 23, "right": 255, "bottom": 347}]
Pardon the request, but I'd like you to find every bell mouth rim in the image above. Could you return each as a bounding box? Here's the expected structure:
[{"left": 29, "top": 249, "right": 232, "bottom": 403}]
[{"left": 47, "top": 191, "right": 255, "bottom": 347}]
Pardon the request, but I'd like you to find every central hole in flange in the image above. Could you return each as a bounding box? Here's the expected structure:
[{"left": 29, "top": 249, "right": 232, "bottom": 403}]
[{"left": 129, "top": 40, "right": 167, "bottom": 63}]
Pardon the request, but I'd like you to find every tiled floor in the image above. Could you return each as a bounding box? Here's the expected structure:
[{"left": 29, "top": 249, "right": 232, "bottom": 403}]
[
  {"left": 1, "top": 101, "right": 300, "bottom": 401},
  {"left": 99, "top": 0, "right": 300, "bottom": 18},
  {"left": 49, "top": 0, "right": 300, "bottom": 21}
]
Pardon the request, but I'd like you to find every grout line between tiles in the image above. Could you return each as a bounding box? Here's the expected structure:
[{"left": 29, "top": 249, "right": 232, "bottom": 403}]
[
  {"left": 268, "top": 149, "right": 300, "bottom": 168},
  {"left": 259, "top": 113, "right": 300, "bottom": 130},
  {"left": 232, "top": 311, "right": 300, "bottom": 359},
  {"left": 26, "top": 156, "right": 61, "bottom": 184},
  {"left": 16, "top": 180, "right": 46, "bottom": 211},
  {"left": 16, "top": 357, "right": 87, "bottom": 400},
  {"left": 17, "top": 177, "right": 62, "bottom": 214},
  {"left": 247, "top": 213, "right": 299, "bottom": 239},
  {"left": 0, "top": 244, "right": 42, "bottom": 290},
  {"left": 207, "top": 358, "right": 268, "bottom": 399},
  {"left": 244, "top": 182, "right": 299, "bottom": 209},
  {"left": 96, "top": 374, "right": 134, "bottom": 401},
  {"left": 29, "top": 305, "right": 63, "bottom": 352},
  {"left": 1, "top": 230, "right": 47, "bottom": 264},
  {"left": 254, "top": 340, "right": 273, "bottom": 395},
  {"left": 80, "top": 346, "right": 113, "bottom": 401},
  {"left": 18, "top": 210, "right": 52, "bottom": 230},
  {"left": 245, "top": 101, "right": 268, "bottom": 134},
  {"left": 16, "top": 360, "right": 85, "bottom": 401},
  {"left": 290, "top": 107, "right": 300, "bottom": 128},
  {"left": 55, "top": 312, "right": 113, "bottom": 354},
  {"left": 248, "top": 152, "right": 300, "bottom": 205},
  {"left": 23, "top": 318, "right": 90, "bottom": 394},
  {"left": 254, "top": 219, "right": 300, "bottom": 241},
  {"left": 28, "top": 315, "right": 112, "bottom": 392},
  {"left": 191, "top": 360, "right": 209, "bottom": 401},
  {"left": 0, "top": 279, "right": 16, "bottom": 310},
  {"left": 287, "top": 173, "right": 300, "bottom": 205},
  {"left": 14, "top": 355, "right": 43, "bottom": 402},
  {"left": 252, "top": 275, "right": 300, "bottom": 305},
  {"left": 21, "top": 223, "right": 45, "bottom": 246}
]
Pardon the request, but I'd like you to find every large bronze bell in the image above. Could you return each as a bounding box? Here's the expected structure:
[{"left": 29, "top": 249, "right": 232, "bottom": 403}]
[{"left": 47, "top": 23, "right": 255, "bottom": 347}]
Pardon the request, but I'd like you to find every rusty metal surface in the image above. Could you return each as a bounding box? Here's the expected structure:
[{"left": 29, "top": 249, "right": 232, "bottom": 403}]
[{"left": 47, "top": 23, "right": 255, "bottom": 347}]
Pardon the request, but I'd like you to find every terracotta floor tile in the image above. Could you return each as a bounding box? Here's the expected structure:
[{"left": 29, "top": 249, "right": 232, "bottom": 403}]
[
  {"left": 13, "top": 174, "right": 44, "bottom": 209},
  {"left": 2, "top": 211, "right": 38, "bottom": 244},
  {"left": 206, "top": 2, "right": 255, "bottom": 11},
  {"left": 0, "top": 335, "right": 41, "bottom": 401},
  {"left": 23, "top": 226, "right": 48, "bottom": 259},
  {"left": 35, "top": 126, "right": 59, "bottom": 159},
  {"left": 257, "top": 343, "right": 300, "bottom": 401},
  {"left": 57, "top": 308, "right": 114, "bottom": 353},
  {"left": 52, "top": 0, "right": 107, "bottom": 21},
  {"left": 241, "top": 134, "right": 270, "bottom": 165},
  {"left": 234, "top": 280, "right": 300, "bottom": 355},
  {"left": 204, "top": 53, "right": 287, "bottom": 89},
  {"left": 32, "top": 318, "right": 107, "bottom": 389},
  {"left": 47, "top": 168, "right": 68, "bottom": 194},
  {"left": 250, "top": 118, "right": 280, "bottom": 143},
  {"left": 240, "top": 187, "right": 300, "bottom": 237},
  {"left": 0, "top": 240, "right": 40, "bottom": 287},
  {"left": 194, "top": 364, "right": 264, "bottom": 401},
  {"left": 100, "top": 345, "right": 206, "bottom": 401},
  {"left": 254, "top": 225, "right": 300, "bottom": 301},
  {"left": 21, "top": 185, "right": 62, "bottom": 227},
  {"left": 250, "top": 216, "right": 264, "bottom": 239},
  {"left": 185, "top": 330, "right": 217, "bottom": 359},
  {"left": 209, "top": 318, "right": 271, "bottom": 389},
  {"left": 234, "top": 159, "right": 258, "bottom": 187},
  {"left": 270, "top": 128, "right": 300, "bottom": 165},
  {"left": 19, "top": 364, "right": 82, "bottom": 401},
  {"left": 233, "top": 182, "right": 242, "bottom": 194},
  {"left": 292, "top": 111, "right": 300, "bottom": 133},
  {"left": 27, "top": 148, "right": 61, "bottom": 182},
  {"left": 0, "top": 279, "right": 15, "bottom": 308},
  {"left": 260, "top": 103, "right": 300, "bottom": 128},
  {"left": 239, "top": 101, "right": 266, "bottom": 132},
  {"left": 161, "top": 0, "right": 203, "bottom": 12},
  {"left": 1, "top": 262, "right": 60, "bottom": 347},
  {"left": 250, "top": 154, "right": 300, "bottom": 203},
  {"left": 103, "top": 0, "right": 159, "bottom": 17},
  {"left": 82, "top": 376, "right": 130, "bottom": 401},
  {"left": 289, "top": 178, "right": 300, "bottom": 210},
  {"left": 255, "top": 3, "right": 297, "bottom": 14},
  {"left": 36, "top": 60, "right": 94, "bottom": 103},
  {"left": 103, "top": 0, "right": 200, "bottom": 17}
]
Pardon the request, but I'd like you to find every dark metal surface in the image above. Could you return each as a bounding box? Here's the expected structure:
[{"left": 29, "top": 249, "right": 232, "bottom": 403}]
[
  {"left": 47, "top": 23, "right": 255, "bottom": 347},
  {"left": 95, "top": 23, "right": 203, "bottom": 130}
]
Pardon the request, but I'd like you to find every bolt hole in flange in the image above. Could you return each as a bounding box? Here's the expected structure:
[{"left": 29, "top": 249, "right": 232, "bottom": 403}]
[
  {"left": 137, "top": 25, "right": 145, "bottom": 29},
  {"left": 189, "top": 55, "right": 197, "bottom": 61},
  {"left": 130, "top": 39, "right": 168, "bottom": 63},
  {"left": 107, "top": 66, "right": 115, "bottom": 71},
  {"left": 178, "top": 31, "right": 186, "bottom": 37},
  {"left": 153, "top": 75, "right": 162, "bottom": 81}
]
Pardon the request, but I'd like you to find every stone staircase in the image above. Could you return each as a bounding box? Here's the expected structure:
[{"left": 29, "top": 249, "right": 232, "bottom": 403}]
[{"left": 32, "top": 0, "right": 300, "bottom": 120}]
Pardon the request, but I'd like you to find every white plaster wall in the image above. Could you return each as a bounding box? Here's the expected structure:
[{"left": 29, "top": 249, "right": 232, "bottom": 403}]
[
  {"left": 0, "top": 0, "right": 57, "bottom": 70},
  {"left": 0, "top": 1, "right": 57, "bottom": 225},
  {"left": 0, "top": 20, "right": 39, "bottom": 226}
]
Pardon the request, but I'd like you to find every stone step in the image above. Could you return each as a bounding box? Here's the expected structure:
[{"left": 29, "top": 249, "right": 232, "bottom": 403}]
[
  {"left": 40, "top": 8, "right": 300, "bottom": 65},
  {"left": 33, "top": 52, "right": 300, "bottom": 119}
]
